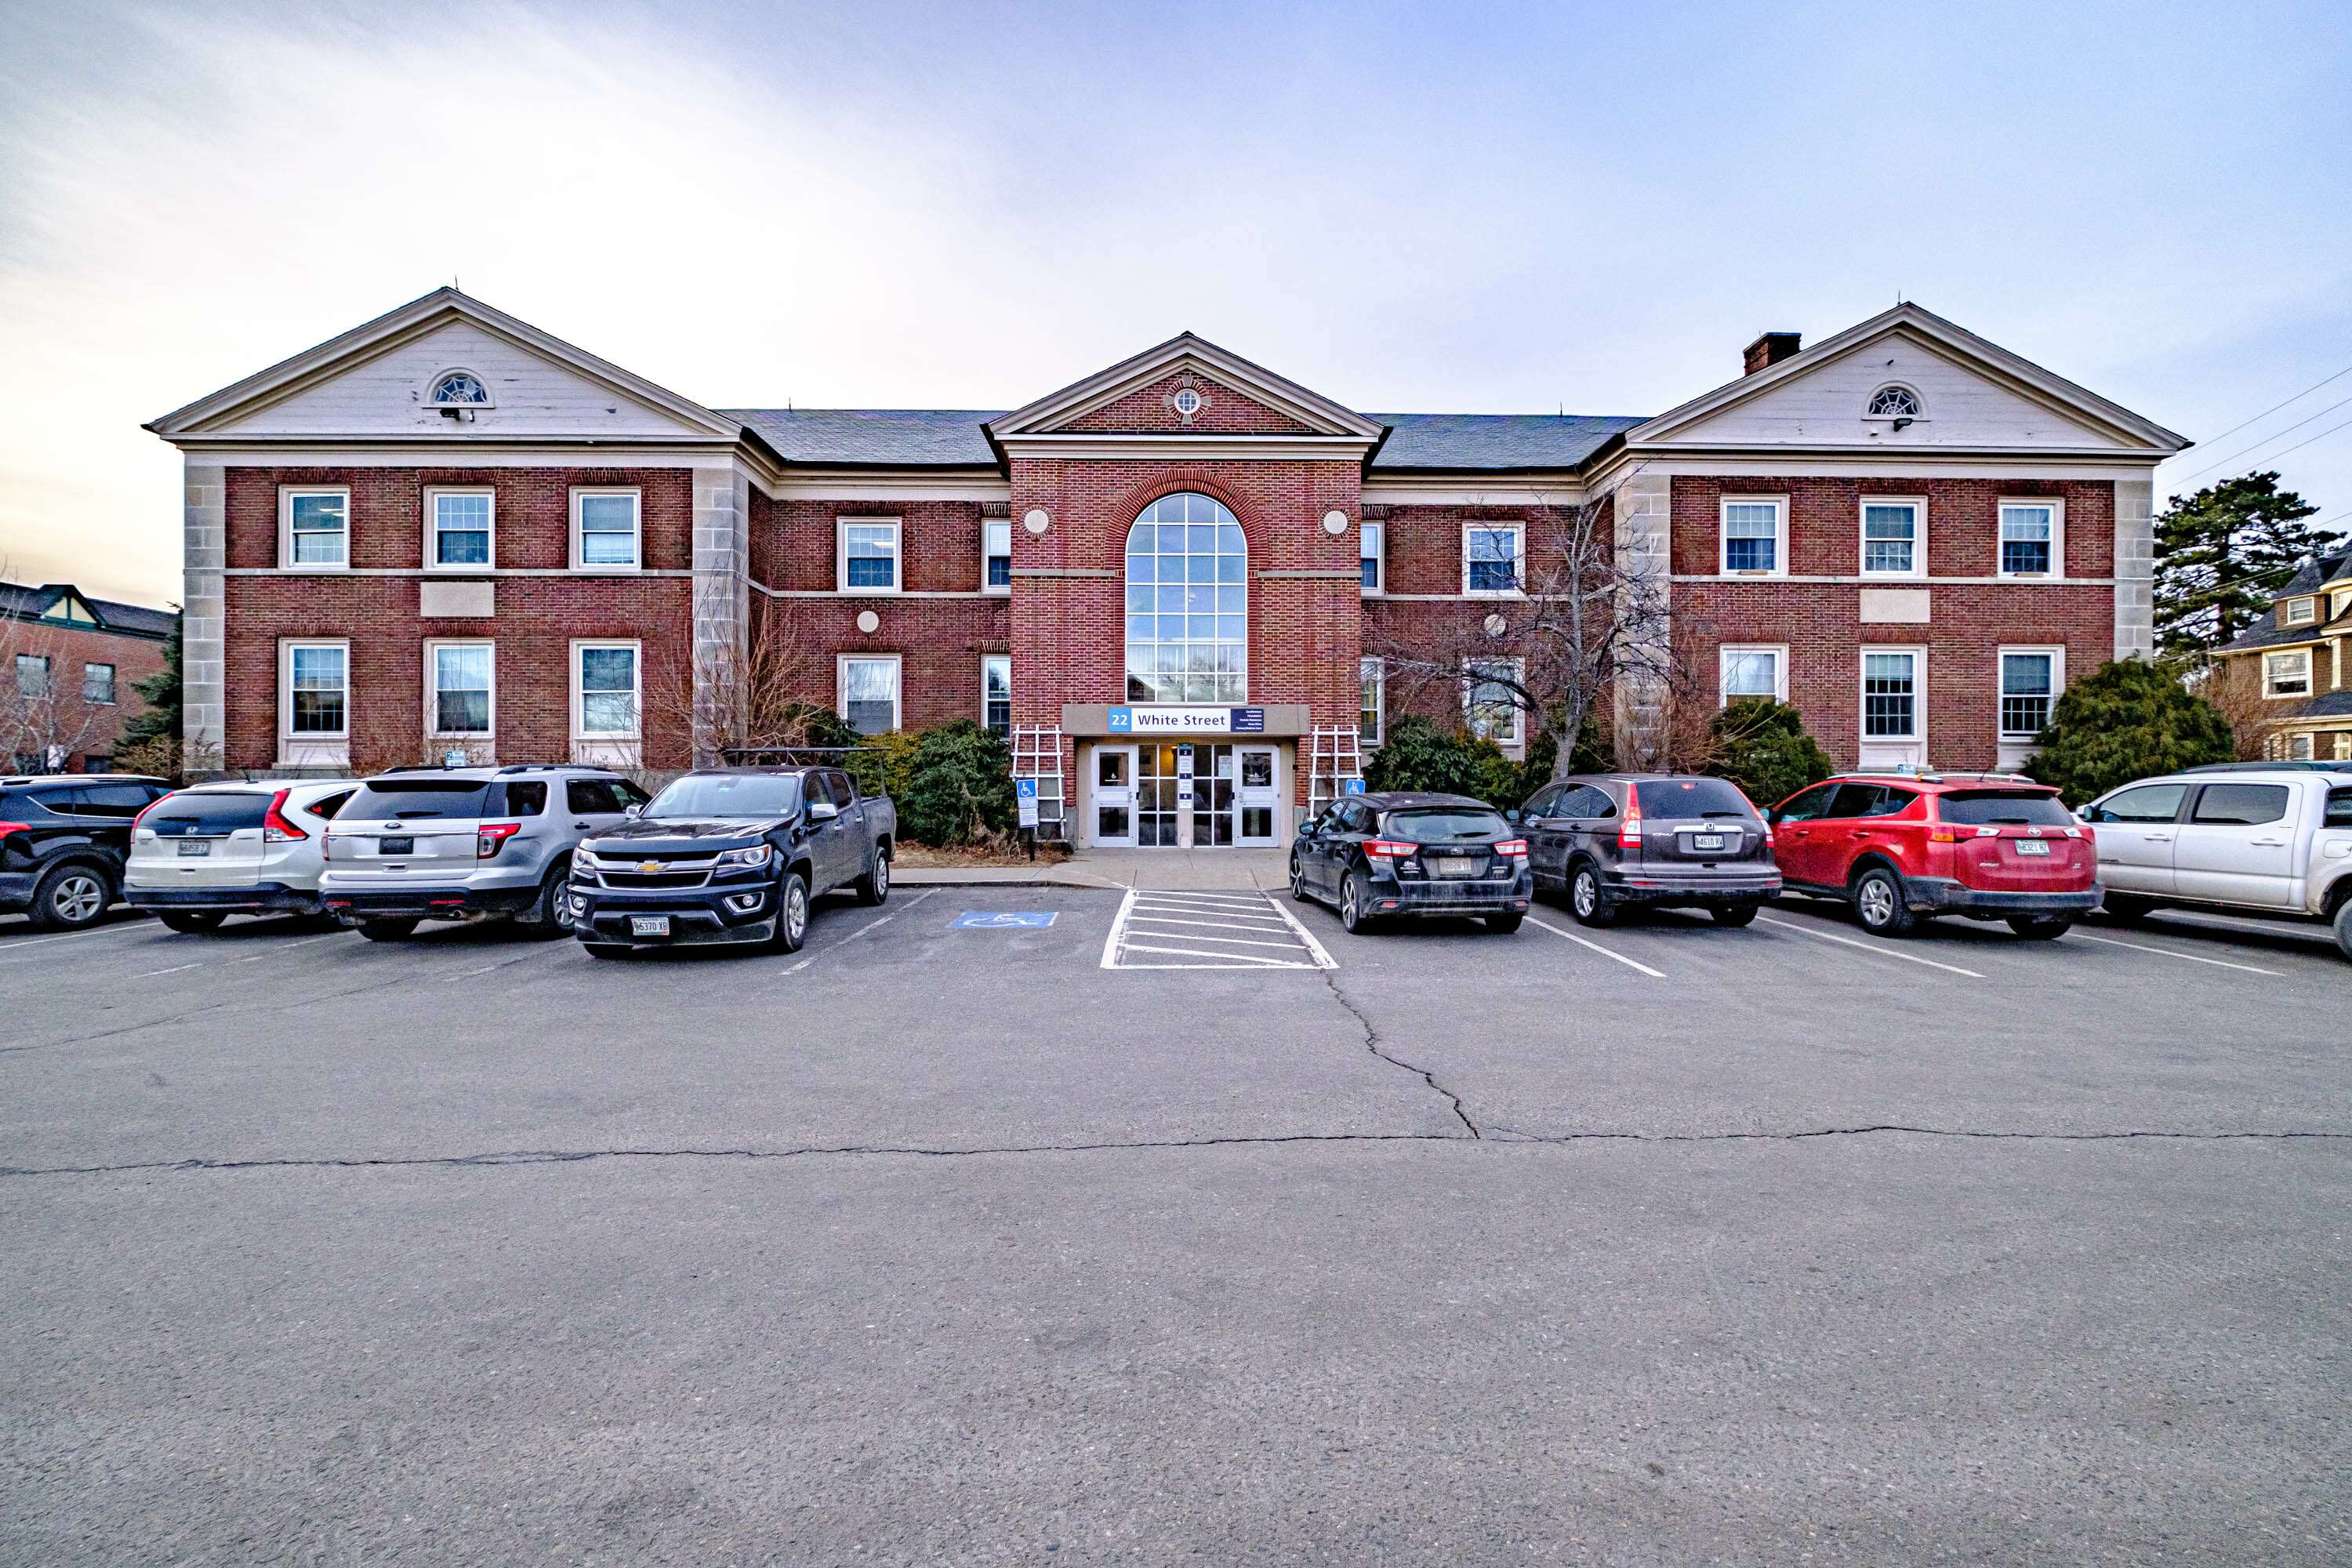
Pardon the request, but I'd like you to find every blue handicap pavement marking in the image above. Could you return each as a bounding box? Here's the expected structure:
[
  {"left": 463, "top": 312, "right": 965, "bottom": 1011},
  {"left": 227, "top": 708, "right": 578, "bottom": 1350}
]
[{"left": 954, "top": 911, "right": 1058, "bottom": 930}]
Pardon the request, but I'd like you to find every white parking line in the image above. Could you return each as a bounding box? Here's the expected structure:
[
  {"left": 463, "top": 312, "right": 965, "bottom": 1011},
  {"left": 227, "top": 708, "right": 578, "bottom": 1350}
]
[
  {"left": 0, "top": 921, "right": 157, "bottom": 961},
  {"left": 1120, "top": 942, "right": 1308, "bottom": 967},
  {"left": 1103, "top": 887, "right": 1334, "bottom": 970},
  {"left": 2066, "top": 931, "right": 2284, "bottom": 976},
  {"left": 227, "top": 933, "right": 342, "bottom": 964},
  {"left": 1525, "top": 916, "right": 1667, "bottom": 979},
  {"left": 131, "top": 961, "right": 204, "bottom": 978},
  {"left": 783, "top": 888, "right": 936, "bottom": 975},
  {"left": 1757, "top": 914, "right": 1985, "bottom": 978}
]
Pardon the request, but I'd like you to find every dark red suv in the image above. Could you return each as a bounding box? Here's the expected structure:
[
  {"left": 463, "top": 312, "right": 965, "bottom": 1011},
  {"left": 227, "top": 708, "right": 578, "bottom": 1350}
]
[{"left": 1766, "top": 773, "right": 2097, "bottom": 938}]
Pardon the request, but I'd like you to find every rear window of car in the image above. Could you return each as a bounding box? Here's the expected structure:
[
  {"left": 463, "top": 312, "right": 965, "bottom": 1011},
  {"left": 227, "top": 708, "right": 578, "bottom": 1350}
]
[
  {"left": 341, "top": 779, "right": 495, "bottom": 819},
  {"left": 1635, "top": 779, "right": 1757, "bottom": 820},
  {"left": 2328, "top": 789, "right": 2352, "bottom": 829},
  {"left": 2191, "top": 783, "right": 2291, "bottom": 826},
  {"left": 142, "top": 792, "right": 270, "bottom": 836},
  {"left": 1380, "top": 807, "right": 1511, "bottom": 844},
  {"left": 1936, "top": 789, "right": 2073, "bottom": 827}
]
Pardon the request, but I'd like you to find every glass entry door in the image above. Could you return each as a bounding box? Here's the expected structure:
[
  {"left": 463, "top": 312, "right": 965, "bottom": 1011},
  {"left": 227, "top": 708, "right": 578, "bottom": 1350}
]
[
  {"left": 1236, "top": 746, "right": 1280, "bottom": 844},
  {"left": 1092, "top": 746, "right": 1137, "bottom": 848}
]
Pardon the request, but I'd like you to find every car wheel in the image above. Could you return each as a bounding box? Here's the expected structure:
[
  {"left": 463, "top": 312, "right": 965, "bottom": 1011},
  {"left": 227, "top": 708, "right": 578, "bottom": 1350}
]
[
  {"left": 27, "top": 863, "right": 111, "bottom": 931},
  {"left": 1289, "top": 857, "right": 1313, "bottom": 904},
  {"left": 2100, "top": 893, "right": 2156, "bottom": 924},
  {"left": 516, "top": 866, "right": 572, "bottom": 938},
  {"left": 2006, "top": 916, "right": 2072, "bottom": 939},
  {"left": 771, "top": 872, "right": 810, "bottom": 953},
  {"left": 1483, "top": 913, "right": 1524, "bottom": 934},
  {"left": 1338, "top": 871, "right": 1375, "bottom": 935},
  {"left": 1569, "top": 864, "right": 1618, "bottom": 928},
  {"left": 158, "top": 910, "right": 227, "bottom": 934},
  {"left": 855, "top": 849, "right": 890, "bottom": 907},
  {"left": 2330, "top": 898, "right": 2352, "bottom": 963},
  {"left": 1711, "top": 903, "right": 1759, "bottom": 927},
  {"left": 1852, "top": 867, "right": 1915, "bottom": 936},
  {"left": 356, "top": 918, "right": 419, "bottom": 942},
  {"left": 582, "top": 942, "right": 631, "bottom": 961}
]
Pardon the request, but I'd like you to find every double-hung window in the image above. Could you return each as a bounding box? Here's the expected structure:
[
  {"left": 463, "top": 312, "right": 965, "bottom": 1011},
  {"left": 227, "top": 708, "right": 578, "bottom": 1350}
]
[
  {"left": 426, "top": 641, "right": 494, "bottom": 736},
  {"left": 1998, "top": 501, "right": 2059, "bottom": 577},
  {"left": 1860, "top": 499, "right": 1924, "bottom": 577},
  {"left": 1360, "top": 521, "right": 1385, "bottom": 594},
  {"left": 1720, "top": 499, "right": 1784, "bottom": 575},
  {"left": 2281, "top": 597, "right": 2316, "bottom": 627},
  {"left": 1464, "top": 524, "right": 1521, "bottom": 596},
  {"left": 1998, "top": 648, "right": 2060, "bottom": 739},
  {"left": 282, "top": 487, "right": 349, "bottom": 568},
  {"left": 1359, "top": 656, "right": 1385, "bottom": 745},
  {"left": 1464, "top": 657, "right": 1523, "bottom": 747},
  {"left": 426, "top": 488, "right": 494, "bottom": 568},
  {"left": 573, "top": 641, "right": 640, "bottom": 739},
  {"left": 1719, "top": 644, "right": 1786, "bottom": 705},
  {"left": 15, "top": 654, "right": 49, "bottom": 698},
  {"left": 82, "top": 662, "right": 114, "bottom": 704},
  {"left": 982, "top": 519, "right": 1012, "bottom": 593},
  {"left": 1861, "top": 649, "right": 1922, "bottom": 740},
  {"left": 572, "top": 489, "right": 641, "bottom": 569},
  {"left": 982, "top": 654, "right": 1011, "bottom": 736},
  {"left": 839, "top": 519, "right": 901, "bottom": 593},
  {"left": 284, "top": 641, "right": 348, "bottom": 739},
  {"left": 840, "top": 654, "right": 901, "bottom": 734},
  {"left": 2264, "top": 648, "right": 2312, "bottom": 698}
]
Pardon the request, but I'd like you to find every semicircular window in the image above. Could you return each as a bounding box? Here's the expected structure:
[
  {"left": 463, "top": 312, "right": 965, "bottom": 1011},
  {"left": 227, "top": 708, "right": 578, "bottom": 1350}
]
[
  {"left": 1867, "top": 385, "right": 1922, "bottom": 418},
  {"left": 1123, "top": 492, "right": 1247, "bottom": 702},
  {"left": 431, "top": 370, "right": 491, "bottom": 406}
]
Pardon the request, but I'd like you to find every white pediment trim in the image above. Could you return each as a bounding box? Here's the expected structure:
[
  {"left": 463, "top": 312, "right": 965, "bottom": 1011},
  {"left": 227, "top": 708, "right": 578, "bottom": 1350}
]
[
  {"left": 1627, "top": 303, "right": 2190, "bottom": 456},
  {"left": 144, "top": 287, "right": 740, "bottom": 442},
  {"left": 987, "top": 332, "right": 1384, "bottom": 444}
]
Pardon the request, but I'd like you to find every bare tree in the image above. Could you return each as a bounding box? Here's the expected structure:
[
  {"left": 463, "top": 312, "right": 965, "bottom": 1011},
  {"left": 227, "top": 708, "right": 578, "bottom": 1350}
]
[
  {"left": 0, "top": 614, "right": 116, "bottom": 772},
  {"left": 1371, "top": 477, "right": 1690, "bottom": 784},
  {"left": 645, "top": 595, "right": 830, "bottom": 765}
]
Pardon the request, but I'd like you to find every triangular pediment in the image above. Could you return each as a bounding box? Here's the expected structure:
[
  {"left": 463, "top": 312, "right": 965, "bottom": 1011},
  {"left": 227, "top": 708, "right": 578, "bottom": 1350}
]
[
  {"left": 146, "top": 288, "right": 740, "bottom": 445},
  {"left": 1629, "top": 304, "right": 2189, "bottom": 456},
  {"left": 989, "top": 333, "right": 1383, "bottom": 444}
]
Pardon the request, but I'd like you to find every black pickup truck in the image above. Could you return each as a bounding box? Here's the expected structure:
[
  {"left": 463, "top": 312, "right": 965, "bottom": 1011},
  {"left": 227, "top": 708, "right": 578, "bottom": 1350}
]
[{"left": 566, "top": 767, "right": 895, "bottom": 957}]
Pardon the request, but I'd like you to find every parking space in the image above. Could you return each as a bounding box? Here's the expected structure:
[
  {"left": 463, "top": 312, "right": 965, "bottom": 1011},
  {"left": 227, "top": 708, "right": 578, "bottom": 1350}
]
[{"left": 1100, "top": 887, "right": 1335, "bottom": 970}]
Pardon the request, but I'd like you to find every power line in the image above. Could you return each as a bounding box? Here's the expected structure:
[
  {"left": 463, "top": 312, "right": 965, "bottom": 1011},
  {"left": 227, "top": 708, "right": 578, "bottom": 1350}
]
[
  {"left": 2168, "top": 356, "right": 2352, "bottom": 459},
  {"left": 2172, "top": 390, "right": 2352, "bottom": 482}
]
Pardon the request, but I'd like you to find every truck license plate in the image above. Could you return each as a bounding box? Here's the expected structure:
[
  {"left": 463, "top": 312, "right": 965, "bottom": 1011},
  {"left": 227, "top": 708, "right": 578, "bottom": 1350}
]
[
  {"left": 1692, "top": 833, "right": 1726, "bottom": 852},
  {"left": 176, "top": 840, "right": 211, "bottom": 857},
  {"left": 630, "top": 916, "right": 671, "bottom": 937},
  {"left": 378, "top": 836, "right": 413, "bottom": 855},
  {"left": 2016, "top": 839, "right": 2050, "bottom": 855}
]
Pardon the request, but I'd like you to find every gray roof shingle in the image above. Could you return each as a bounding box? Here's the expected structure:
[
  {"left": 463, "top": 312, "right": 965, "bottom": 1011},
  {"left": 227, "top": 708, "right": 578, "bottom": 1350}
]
[
  {"left": 1365, "top": 413, "right": 1646, "bottom": 470},
  {"left": 0, "top": 582, "right": 176, "bottom": 639}
]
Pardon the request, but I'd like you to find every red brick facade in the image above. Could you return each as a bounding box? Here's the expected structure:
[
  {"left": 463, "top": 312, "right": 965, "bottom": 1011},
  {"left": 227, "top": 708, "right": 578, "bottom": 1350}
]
[{"left": 2, "top": 611, "right": 169, "bottom": 772}]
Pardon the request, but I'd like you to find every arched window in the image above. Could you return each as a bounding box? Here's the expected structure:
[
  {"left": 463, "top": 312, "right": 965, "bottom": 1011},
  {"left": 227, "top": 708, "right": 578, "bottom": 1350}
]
[
  {"left": 1124, "top": 492, "right": 1246, "bottom": 702},
  {"left": 1867, "top": 385, "right": 1922, "bottom": 418},
  {"left": 430, "top": 369, "right": 491, "bottom": 406}
]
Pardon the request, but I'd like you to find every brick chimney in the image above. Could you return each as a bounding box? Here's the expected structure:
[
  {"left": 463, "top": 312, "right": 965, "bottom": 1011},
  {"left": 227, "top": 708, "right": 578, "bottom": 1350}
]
[{"left": 1743, "top": 332, "right": 1802, "bottom": 376}]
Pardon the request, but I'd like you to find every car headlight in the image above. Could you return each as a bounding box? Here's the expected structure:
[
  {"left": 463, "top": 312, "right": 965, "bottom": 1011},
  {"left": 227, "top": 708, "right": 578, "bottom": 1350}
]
[{"left": 715, "top": 843, "right": 773, "bottom": 869}]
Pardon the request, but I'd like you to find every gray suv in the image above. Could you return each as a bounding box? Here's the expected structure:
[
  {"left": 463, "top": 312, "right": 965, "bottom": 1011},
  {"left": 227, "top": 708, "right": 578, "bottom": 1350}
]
[
  {"left": 1517, "top": 772, "right": 1780, "bottom": 927},
  {"left": 319, "top": 764, "right": 650, "bottom": 941}
]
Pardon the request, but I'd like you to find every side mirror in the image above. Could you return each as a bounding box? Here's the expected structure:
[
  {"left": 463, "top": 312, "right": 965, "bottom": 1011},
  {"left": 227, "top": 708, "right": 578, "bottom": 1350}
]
[
  {"left": 809, "top": 800, "right": 840, "bottom": 822},
  {"left": 2075, "top": 805, "right": 2096, "bottom": 822},
  {"left": 1766, "top": 808, "right": 1781, "bottom": 825},
  {"left": 622, "top": 803, "right": 643, "bottom": 818},
  {"left": 1504, "top": 808, "right": 1522, "bottom": 824}
]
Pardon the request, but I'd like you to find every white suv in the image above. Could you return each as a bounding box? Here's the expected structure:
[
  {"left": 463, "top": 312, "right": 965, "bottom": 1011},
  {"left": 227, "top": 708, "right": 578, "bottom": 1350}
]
[
  {"left": 2082, "top": 764, "right": 2352, "bottom": 960},
  {"left": 124, "top": 779, "right": 358, "bottom": 931}
]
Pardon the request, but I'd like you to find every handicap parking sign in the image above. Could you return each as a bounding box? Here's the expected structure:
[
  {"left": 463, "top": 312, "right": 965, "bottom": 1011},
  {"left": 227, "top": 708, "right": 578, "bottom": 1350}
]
[
  {"left": 953, "top": 911, "right": 1058, "bottom": 929},
  {"left": 1341, "top": 777, "right": 1366, "bottom": 795}
]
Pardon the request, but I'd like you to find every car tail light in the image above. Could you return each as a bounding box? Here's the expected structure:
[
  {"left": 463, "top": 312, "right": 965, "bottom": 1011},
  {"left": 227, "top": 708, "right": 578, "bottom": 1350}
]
[
  {"left": 1617, "top": 795, "right": 1643, "bottom": 849},
  {"left": 1363, "top": 840, "right": 1417, "bottom": 858},
  {"left": 477, "top": 822, "right": 522, "bottom": 859},
  {"left": 262, "top": 789, "right": 309, "bottom": 843},
  {"left": 131, "top": 794, "right": 171, "bottom": 832},
  {"left": 1929, "top": 829, "right": 1959, "bottom": 844},
  {"left": 0, "top": 821, "right": 26, "bottom": 843},
  {"left": 1494, "top": 838, "right": 1528, "bottom": 858}
]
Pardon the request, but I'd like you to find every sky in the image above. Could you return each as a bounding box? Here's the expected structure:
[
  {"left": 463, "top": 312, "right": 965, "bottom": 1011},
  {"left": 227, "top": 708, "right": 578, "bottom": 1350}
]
[{"left": 2, "top": 0, "right": 2349, "bottom": 606}]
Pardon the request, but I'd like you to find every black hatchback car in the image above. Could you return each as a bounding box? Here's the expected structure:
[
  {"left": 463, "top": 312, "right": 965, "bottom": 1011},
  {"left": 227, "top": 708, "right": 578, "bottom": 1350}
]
[
  {"left": 1289, "top": 790, "right": 1532, "bottom": 934},
  {"left": 0, "top": 773, "right": 172, "bottom": 929},
  {"left": 1518, "top": 772, "right": 1778, "bottom": 927}
]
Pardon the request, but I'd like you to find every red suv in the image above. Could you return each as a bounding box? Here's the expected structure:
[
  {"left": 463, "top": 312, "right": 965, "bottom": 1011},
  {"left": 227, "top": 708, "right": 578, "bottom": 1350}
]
[{"left": 1766, "top": 773, "right": 2097, "bottom": 938}]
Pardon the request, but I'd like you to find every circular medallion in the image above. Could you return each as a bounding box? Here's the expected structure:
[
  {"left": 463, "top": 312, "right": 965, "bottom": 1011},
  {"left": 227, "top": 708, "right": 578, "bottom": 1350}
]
[
  {"left": 1321, "top": 510, "right": 1349, "bottom": 535},
  {"left": 856, "top": 610, "right": 880, "bottom": 634},
  {"left": 1022, "top": 508, "right": 1051, "bottom": 535},
  {"left": 1483, "top": 612, "right": 1508, "bottom": 637}
]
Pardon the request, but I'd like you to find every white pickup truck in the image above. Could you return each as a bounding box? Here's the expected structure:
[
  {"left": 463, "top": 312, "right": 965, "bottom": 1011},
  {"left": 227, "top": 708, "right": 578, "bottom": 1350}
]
[{"left": 2080, "top": 764, "right": 2352, "bottom": 960}]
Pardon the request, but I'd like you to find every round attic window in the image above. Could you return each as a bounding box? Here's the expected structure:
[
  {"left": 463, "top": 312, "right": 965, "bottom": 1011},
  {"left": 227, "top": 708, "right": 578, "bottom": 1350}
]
[
  {"left": 1866, "top": 385, "right": 1922, "bottom": 419},
  {"left": 430, "top": 370, "right": 492, "bottom": 407}
]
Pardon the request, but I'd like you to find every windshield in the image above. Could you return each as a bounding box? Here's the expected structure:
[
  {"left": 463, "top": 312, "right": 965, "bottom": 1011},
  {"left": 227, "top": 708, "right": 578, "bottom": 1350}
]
[
  {"left": 143, "top": 791, "right": 268, "bottom": 837},
  {"left": 1937, "top": 789, "right": 2073, "bottom": 827},
  {"left": 647, "top": 774, "right": 801, "bottom": 820},
  {"left": 1635, "top": 778, "right": 1758, "bottom": 821},
  {"left": 1380, "top": 807, "right": 1510, "bottom": 844},
  {"left": 342, "top": 780, "right": 494, "bottom": 819}
]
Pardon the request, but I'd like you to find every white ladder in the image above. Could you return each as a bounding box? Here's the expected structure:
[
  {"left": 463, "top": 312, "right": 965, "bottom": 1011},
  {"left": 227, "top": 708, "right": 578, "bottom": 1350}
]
[
  {"left": 1010, "top": 724, "right": 1069, "bottom": 841},
  {"left": 1306, "top": 724, "right": 1363, "bottom": 818}
]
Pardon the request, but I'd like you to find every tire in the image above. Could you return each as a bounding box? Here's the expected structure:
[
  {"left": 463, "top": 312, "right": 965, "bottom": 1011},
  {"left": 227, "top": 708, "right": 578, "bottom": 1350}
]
[
  {"left": 1711, "top": 903, "right": 1759, "bottom": 927},
  {"left": 1483, "top": 913, "right": 1524, "bottom": 934},
  {"left": 2332, "top": 898, "right": 2352, "bottom": 964},
  {"left": 158, "top": 910, "right": 227, "bottom": 934},
  {"left": 515, "top": 866, "right": 572, "bottom": 938},
  {"left": 770, "top": 871, "right": 811, "bottom": 954},
  {"left": 1851, "top": 866, "right": 1915, "bottom": 937},
  {"left": 356, "top": 918, "right": 419, "bottom": 942},
  {"left": 1338, "top": 871, "right": 1375, "bottom": 935},
  {"left": 582, "top": 942, "right": 630, "bottom": 960},
  {"left": 27, "top": 862, "right": 111, "bottom": 931},
  {"left": 2100, "top": 893, "right": 2157, "bottom": 924},
  {"left": 1569, "top": 863, "right": 1618, "bottom": 928},
  {"left": 1289, "top": 857, "right": 1314, "bottom": 904},
  {"left": 854, "top": 848, "right": 890, "bottom": 907},
  {"left": 2006, "top": 916, "right": 2072, "bottom": 940}
]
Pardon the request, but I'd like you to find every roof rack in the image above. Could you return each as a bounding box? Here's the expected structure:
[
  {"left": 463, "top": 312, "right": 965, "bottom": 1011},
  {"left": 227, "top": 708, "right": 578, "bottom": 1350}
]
[{"left": 719, "top": 744, "right": 886, "bottom": 766}]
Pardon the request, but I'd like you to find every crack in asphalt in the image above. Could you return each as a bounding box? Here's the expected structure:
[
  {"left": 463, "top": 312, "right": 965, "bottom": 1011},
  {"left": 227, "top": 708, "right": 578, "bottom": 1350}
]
[
  {"left": 7, "top": 1124, "right": 2344, "bottom": 1181},
  {"left": 1319, "top": 964, "right": 1482, "bottom": 1138}
]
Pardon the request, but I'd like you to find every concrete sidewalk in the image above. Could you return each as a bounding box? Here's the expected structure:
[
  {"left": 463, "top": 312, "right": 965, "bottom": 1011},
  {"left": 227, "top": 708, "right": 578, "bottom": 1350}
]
[{"left": 894, "top": 847, "right": 1289, "bottom": 891}]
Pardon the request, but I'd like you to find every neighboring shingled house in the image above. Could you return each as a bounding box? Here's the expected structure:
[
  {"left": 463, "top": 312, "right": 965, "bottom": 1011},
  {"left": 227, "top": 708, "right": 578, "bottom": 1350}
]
[{"left": 2212, "top": 539, "right": 2352, "bottom": 760}]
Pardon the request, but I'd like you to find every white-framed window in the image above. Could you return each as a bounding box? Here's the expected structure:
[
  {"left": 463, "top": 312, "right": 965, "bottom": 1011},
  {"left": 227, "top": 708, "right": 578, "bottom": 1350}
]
[
  {"left": 1719, "top": 496, "right": 1786, "bottom": 575},
  {"left": 570, "top": 488, "right": 641, "bottom": 570},
  {"left": 838, "top": 517, "right": 902, "bottom": 593},
  {"left": 82, "top": 662, "right": 115, "bottom": 705},
  {"left": 1359, "top": 656, "right": 1385, "bottom": 745},
  {"left": 2263, "top": 648, "right": 2312, "bottom": 698},
  {"left": 429, "top": 369, "right": 492, "bottom": 408},
  {"left": 839, "top": 654, "right": 902, "bottom": 735},
  {"left": 1360, "top": 521, "right": 1385, "bottom": 595},
  {"left": 425, "top": 640, "right": 495, "bottom": 737},
  {"left": 1464, "top": 523, "right": 1523, "bottom": 596},
  {"left": 1860, "top": 647, "right": 1924, "bottom": 741},
  {"left": 2287, "top": 733, "right": 2315, "bottom": 761},
  {"left": 15, "top": 653, "right": 49, "bottom": 699},
  {"left": 2332, "top": 588, "right": 2350, "bottom": 621},
  {"left": 1997, "top": 499, "right": 2063, "bottom": 579},
  {"left": 2281, "top": 597, "right": 2317, "bottom": 626},
  {"left": 1860, "top": 498, "right": 1925, "bottom": 578},
  {"left": 1464, "top": 656, "right": 1523, "bottom": 748},
  {"left": 280, "top": 486, "right": 350, "bottom": 569},
  {"left": 1124, "top": 492, "right": 1247, "bottom": 702},
  {"left": 982, "top": 654, "right": 1011, "bottom": 736},
  {"left": 1719, "top": 644, "right": 1788, "bottom": 705},
  {"left": 281, "top": 640, "right": 349, "bottom": 739},
  {"left": 572, "top": 640, "right": 641, "bottom": 739},
  {"left": 1866, "top": 385, "right": 1923, "bottom": 419},
  {"left": 982, "top": 518, "right": 1012, "bottom": 593},
  {"left": 424, "top": 487, "right": 495, "bottom": 569},
  {"left": 1998, "top": 647, "right": 2063, "bottom": 739}
]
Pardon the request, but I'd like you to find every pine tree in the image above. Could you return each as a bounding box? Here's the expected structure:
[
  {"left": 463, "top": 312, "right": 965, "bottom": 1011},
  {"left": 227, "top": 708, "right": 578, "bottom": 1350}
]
[
  {"left": 2152, "top": 471, "right": 2326, "bottom": 657},
  {"left": 2023, "top": 659, "right": 2234, "bottom": 804},
  {"left": 115, "top": 618, "right": 182, "bottom": 750}
]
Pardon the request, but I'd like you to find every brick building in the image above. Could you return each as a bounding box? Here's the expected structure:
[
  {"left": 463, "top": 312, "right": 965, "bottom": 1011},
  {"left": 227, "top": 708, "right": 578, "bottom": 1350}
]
[
  {"left": 1, "top": 583, "right": 176, "bottom": 773},
  {"left": 147, "top": 289, "right": 2187, "bottom": 845}
]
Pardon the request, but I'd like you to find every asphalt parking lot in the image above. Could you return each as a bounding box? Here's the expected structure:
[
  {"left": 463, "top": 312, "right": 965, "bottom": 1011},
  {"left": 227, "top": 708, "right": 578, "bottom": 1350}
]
[{"left": 3, "top": 889, "right": 2348, "bottom": 1564}]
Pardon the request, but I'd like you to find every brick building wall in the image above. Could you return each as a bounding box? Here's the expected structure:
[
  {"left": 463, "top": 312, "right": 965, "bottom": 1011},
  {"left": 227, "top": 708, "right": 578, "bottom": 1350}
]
[{"left": 2, "top": 617, "right": 170, "bottom": 771}]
